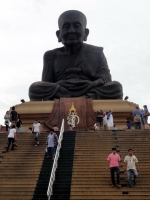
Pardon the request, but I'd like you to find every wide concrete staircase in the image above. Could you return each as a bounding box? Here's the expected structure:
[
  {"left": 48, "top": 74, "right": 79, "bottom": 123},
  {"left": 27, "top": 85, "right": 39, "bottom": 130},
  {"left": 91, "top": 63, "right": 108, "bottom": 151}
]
[
  {"left": 70, "top": 130, "right": 150, "bottom": 200},
  {"left": 0, "top": 130, "right": 150, "bottom": 200}
]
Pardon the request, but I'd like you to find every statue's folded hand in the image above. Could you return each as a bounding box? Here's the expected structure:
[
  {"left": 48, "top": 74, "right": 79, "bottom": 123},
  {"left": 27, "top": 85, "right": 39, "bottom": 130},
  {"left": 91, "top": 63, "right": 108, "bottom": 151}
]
[
  {"left": 70, "top": 79, "right": 105, "bottom": 96},
  {"left": 92, "top": 78, "right": 105, "bottom": 87},
  {"left": 68, "top": 80, "right": 92, "bottom": 91},
  {"left": 69, "top": 79, "right": 104, "bottom": 91},
  {"left": 56, "top": 80, "right": 74, "bottom": 88},
  {"left": 56, "top": 80, "right": 66, "bottom": 85}
]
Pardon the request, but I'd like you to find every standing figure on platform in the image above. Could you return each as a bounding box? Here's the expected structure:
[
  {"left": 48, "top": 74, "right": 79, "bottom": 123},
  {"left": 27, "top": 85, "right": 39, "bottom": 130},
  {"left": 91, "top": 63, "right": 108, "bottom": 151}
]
[
  {"left": 133, "top": 106, "right": 142, "bottom": 129},
  {"left": 124, "top": 149, "right": 139, "bottom": 188},
  {"left": 32, "top": 119, "right": 41, "bottom": 146},
  {"left": 4, "top": 111, "right": 10, "bottom": 131},
  {"left": 29, "top": 10, "right": 123, "bottom": 101},
  {"left": 96, "top": 110, "right": 104, "bottom": 129},
  {"left": 107, "top": 147, "right": 121, "bottom": 188},
  {"left": 16, "top": 115, "right": 22, "bottom": 132},
  {"left": 107, "top": 110, "right": 114, "bottom": 130},
  {"left": 103, "top": 112, "right": 108, "bottom": 130},
  {"left": 143, "top": 105, "right": 150, "bottom": 129},
  {"left": 10, "top": 106, "right": 18, "bottom": 126}
]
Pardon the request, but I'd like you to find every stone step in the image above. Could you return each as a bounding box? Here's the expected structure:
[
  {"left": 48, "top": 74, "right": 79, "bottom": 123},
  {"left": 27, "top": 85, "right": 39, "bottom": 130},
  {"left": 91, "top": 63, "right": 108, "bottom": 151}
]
[
  {"left": 70, "top": 191, "right": 150, "bottom": 195},
  {"left": 0, "top": 175, "right": 39, "bottom": 178},
  {"left": 0, "top": 191, "right": 34, "bottom": 195},
  {"left": 71, "top": 184, "right": 150, "bottom": 188},
  {"left": 0, "top": 187, "right": 36, "bottom": 192},
  {"left": 72, "top": 156, "right": 150, "bottom": 160},
  {"left": 71, "top": 172, "right": 148, "bottom": 176},
  {"left": 0, "top": 195, "right": 33, "bottom": 200},
  {"left": 0, "top": 171, "right": 41, "bottom": 175},
  {"left": 73, "top": 178, "right": 146, "bottom": 183},
  {"left": 0, "top": 177, "right": 47, "bottom": 181},
  {"left": 71, "top": 162, "right": 149, "bottom": 165},
  {"left": 0, "top": 159, "right": 44, "bottom": 163},
  {"left": 0, "top": 184, "right": 36, "bottom": 187},
  {"left": 71, "top": 179, "right": 149, "bottom": 183},
  {"left": 71, "top": 188, "right": 150, "bottom": 192},
  {"left": 70, "top": 194, "right": 150, "bottom": 199}
]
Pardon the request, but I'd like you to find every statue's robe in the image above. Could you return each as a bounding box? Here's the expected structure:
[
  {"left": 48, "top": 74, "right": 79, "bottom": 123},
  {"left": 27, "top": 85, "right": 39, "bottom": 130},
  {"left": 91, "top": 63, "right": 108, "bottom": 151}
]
[{"left": 29, "top": 43, "right": 123, "bottom": 100}]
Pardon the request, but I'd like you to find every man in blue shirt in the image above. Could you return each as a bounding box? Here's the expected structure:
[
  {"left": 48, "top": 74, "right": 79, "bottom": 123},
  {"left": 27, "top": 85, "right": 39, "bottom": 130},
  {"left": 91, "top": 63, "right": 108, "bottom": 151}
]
[
  {"left": 133, "top": 106, "right": 142, "bottom": 129},
  {"left": 47, "top": 128, "right": 58, "bottom": 159}
]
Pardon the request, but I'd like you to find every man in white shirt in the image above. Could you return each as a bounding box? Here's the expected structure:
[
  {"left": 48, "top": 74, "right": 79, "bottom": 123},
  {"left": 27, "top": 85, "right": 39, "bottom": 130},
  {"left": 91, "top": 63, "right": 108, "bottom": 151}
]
[
  {"left": 6, "top": 125, "right": 17, "bottom": 151},
  {"left": 103, "top": 112, "right": 108, "bottom": 129},
  {"left": 124, "top": 149, "right": 139, "bottom": 187},
  {"left": 47, "top": 128, "right": 58, "bottom": 159},
  {"left": 32, "top": 119, "right": 41, "bottom": 146}
]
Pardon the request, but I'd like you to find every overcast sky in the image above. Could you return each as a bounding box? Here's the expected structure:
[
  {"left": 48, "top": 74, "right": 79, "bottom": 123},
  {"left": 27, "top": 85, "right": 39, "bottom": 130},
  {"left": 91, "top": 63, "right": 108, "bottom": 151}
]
[{"left": 0, "top": 0, "right": 150, "bottom": 125}]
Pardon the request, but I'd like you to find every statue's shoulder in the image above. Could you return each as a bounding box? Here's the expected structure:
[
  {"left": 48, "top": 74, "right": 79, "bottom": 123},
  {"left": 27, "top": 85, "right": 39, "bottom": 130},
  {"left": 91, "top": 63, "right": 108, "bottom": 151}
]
[
  {"left": 44, "top": 47, "right": 64, "bottom": 58},
  {"left": 82, "top": 43, "right": 104, "bottom": 53}
]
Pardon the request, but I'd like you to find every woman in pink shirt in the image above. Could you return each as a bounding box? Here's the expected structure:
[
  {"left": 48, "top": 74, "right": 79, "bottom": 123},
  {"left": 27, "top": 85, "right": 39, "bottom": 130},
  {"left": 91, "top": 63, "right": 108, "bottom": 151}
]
[{"left": 107, "top": 147, "right": 121, "bottom": 188}]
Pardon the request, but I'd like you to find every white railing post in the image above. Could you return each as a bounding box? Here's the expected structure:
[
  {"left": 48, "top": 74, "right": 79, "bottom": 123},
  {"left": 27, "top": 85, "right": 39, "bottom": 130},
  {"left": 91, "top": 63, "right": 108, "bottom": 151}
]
[{"left": 47, "top": 119, "right": 65, "bottom": 200}]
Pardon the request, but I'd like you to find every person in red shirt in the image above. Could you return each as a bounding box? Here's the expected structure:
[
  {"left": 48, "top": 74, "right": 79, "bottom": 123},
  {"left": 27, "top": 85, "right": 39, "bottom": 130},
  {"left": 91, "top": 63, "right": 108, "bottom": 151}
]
[{"left": 107, "top": 147, "right": 121, "bottom": 188}]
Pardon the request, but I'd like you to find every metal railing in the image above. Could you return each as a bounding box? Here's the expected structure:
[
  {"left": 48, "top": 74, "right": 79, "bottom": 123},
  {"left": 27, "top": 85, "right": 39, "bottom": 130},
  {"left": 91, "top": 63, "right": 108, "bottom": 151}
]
[{"left": 47, "top": 119, "right": 65, "bottom": 200}]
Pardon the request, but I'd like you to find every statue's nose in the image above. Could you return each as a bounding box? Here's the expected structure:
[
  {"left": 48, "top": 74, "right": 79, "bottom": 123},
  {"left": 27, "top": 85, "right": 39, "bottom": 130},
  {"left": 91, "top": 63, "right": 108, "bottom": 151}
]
[{"left": 68, "top": 25, "right": 75, "bottom": 33}]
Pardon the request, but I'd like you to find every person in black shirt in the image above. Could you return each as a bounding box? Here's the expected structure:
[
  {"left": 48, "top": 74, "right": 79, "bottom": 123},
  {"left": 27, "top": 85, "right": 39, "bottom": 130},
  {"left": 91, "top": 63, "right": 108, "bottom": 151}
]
[
  {"left": 96, "top": 110, "right": 104, "bottom": 129},
  {"left": 16, "top": 115, "right": 22, "bottom": 131},
  {"left": 10, "top": 106, "right": 18, "bottom": 126}
]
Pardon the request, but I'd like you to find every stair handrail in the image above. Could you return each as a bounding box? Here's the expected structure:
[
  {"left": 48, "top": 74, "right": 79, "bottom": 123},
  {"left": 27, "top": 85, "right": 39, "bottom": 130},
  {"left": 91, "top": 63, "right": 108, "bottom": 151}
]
[{"left": 47, "top": 119, "right": 65, "bottom": 200}]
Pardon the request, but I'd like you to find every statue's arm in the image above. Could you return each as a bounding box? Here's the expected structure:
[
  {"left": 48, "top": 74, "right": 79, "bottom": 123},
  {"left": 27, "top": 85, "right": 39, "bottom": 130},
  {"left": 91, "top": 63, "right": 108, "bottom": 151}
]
[
  {"left": 42, "top": 51, "right": 55, "bottom": 82},
  {"left": 93, "top": 50, "right": 112, "bottom": 87}
]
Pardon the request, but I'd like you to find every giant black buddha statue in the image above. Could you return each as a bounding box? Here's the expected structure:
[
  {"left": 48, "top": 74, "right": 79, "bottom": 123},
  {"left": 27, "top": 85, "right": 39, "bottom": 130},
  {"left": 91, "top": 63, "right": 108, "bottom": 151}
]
[{"left": 29, "top": 10, "right": 123, "bottom": 100}]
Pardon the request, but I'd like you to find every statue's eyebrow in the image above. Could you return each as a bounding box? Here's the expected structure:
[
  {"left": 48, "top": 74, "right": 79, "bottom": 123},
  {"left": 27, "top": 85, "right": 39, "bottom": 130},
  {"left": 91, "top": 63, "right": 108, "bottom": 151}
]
[
  {"left": 73, "top": 21, "right": 82, "bottom": 26},
  {"left": 62, "top": 22, "right": 70, "bottom": 27},
  {"left": 62, "top": 21, "right": 83, "bottom": 27}
]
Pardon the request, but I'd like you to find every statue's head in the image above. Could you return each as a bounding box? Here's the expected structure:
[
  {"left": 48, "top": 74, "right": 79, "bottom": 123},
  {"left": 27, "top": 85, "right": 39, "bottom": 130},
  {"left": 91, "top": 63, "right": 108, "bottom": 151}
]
[{"left": 56, "top": 10, "right": 89, "bottom": 46}]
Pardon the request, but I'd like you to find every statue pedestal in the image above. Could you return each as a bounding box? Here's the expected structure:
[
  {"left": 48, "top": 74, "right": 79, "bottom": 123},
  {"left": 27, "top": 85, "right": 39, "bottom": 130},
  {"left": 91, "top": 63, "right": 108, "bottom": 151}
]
[{"left": 13, "top": 99, "right": 137, "bottom": 131}]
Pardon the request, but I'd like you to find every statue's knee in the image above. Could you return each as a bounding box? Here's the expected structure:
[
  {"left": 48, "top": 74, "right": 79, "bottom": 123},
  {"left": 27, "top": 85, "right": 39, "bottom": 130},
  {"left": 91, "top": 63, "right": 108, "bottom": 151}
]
[
  {"left": 115, "top": 81, "right": 123, "bottom": 91},
  {"left": 109, "top": 81, "right": 123, "bottom": 89},
  {"left": 29, "top": 82, "right": 35, "bottom": 92},
  {"left": 29, "top": 81, "right": 41, "bottom": 92}
]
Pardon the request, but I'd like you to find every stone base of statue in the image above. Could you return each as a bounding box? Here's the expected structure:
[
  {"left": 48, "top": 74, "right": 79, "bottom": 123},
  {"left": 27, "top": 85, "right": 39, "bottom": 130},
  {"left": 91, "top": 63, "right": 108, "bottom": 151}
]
[{"left": 13, "top": 98, "right": 137, "bottom": 131}]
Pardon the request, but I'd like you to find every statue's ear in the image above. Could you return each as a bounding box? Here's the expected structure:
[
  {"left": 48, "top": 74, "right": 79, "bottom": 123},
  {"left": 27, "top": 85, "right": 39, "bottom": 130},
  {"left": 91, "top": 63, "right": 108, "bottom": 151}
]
[
  {"left": 56, "top": 30, "right": 62, "bottom": 42},
  {"left": 83, "top": 28, "right": 89, "bottom": 41}
]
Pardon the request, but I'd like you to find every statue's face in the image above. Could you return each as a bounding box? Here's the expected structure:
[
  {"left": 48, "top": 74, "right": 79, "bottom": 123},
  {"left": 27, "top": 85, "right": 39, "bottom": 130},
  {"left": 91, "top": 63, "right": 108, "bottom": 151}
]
[{"left": 57, "top": 12, "right": 89, "bottom": 46}]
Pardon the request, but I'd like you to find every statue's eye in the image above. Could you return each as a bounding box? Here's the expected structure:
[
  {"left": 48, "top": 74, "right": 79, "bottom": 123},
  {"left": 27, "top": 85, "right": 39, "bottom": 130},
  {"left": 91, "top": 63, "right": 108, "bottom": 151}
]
[
  {"left": 74, "top": 23, "right": 81, "bottom": 28},
  {"left": 63, "top": 24, "right": 70, "bottom": 29}
]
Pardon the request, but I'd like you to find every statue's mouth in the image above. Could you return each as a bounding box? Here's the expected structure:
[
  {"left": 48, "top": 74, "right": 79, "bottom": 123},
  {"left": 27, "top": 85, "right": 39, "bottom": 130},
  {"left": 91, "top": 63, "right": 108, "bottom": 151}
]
[
  {"left": 68, "top": 38, "right": 76, "bottom": 40},
  {"left": 66, "top": 34, "right": 78, "bottom": 40},
  {"left": 67, "top": 37, "right": 77, "bottom": 40}
]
